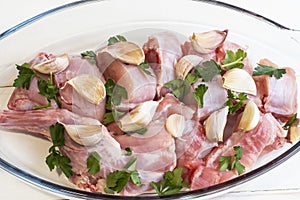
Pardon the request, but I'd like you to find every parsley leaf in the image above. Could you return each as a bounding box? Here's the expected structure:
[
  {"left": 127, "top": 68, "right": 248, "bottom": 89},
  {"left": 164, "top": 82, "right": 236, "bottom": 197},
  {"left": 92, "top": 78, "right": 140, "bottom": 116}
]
[
  {"left": 221, "top": 49, "right": 247, "bottom": 70},
  {"left": 193, "top": 84, "right": 208, "bottom": 108},
  {"left": 283, "top": 113, "right": 297, "bottom": 130},
  {"left": 253, "top": 64, "right": 286, "bottom": 79},
  {"left": 126, "top": 127, "right": 148, "bottom": 135},
  {"left": 195, "top": 60, "right": 221, "bottom": 82},
  {"left": 80, "top": 50, "right": 97, "bottom": 65},
  {"left": 138, "top": 62, "right": 154, "bottom": 76},
  {"left": 87, "top": 151, "right": 101, "bottom": 175},
  {"left": 125, "top": 147, "right": 132, "bottom": 156},
  {"left": 164, "top": 79, "right": 190, "bottom": 101},
  {"left": 219, "top": 146, "right": 245, "bottom": 175},
  {"left": 46, "top": 123, "right": 73, "bottom": 178},
  {"left": 151, "top": 167, "right": 189, "bottom": 195},
  {"left": 224, "top": 90, "right": 247, "bottom": 114},
  {"left": 105, "top": 156, "right": 141, "bottom": 194},
  {"left": 13, "top": 63, "right": 35, "bottom": 89},
  {"left": 108, "top": 35, "right": 127, "bottom": 46}
]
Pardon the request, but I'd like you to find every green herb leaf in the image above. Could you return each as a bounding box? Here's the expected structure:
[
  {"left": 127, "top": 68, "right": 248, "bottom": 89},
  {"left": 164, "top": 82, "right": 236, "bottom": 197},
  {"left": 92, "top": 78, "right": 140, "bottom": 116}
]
[
  {"left": 195, "top": 60, "right": 221, "bottom": 82},
  {"left": 138, "top": 62, "right": 154, "bottom": 76},
  {"left": 108, "top": 35, "right": 127, "bottom": 46},
  {"left": 193, "top": 84, "right": 208, "bottom": 108},
  {"left": 151, "top": 167, "right": 189, "bottom": 195},
  {"left": 221, "top": 49, "right": 247, "bottom": 70},
  {"left": 87, "top": 151, "right": 101, "bottom": 175},
  {"left": 126, "top": 127, "right": 147, "bottom": 135},
  {"left": 49, "top": 122, "right": 65, "bottom": 147},
  {"left": 105, "top": 170, "right": 131, "bottom": 193},
  {"left": 125, "top": 147, "right": 132, "bottom": 156},
  {"left": 164, "top": 79, "right": 190, "bottom": 101},
  {"left": 224, "top": 90, "right": 248, "bottom": 114},
  {"left": 130, "top": 170, "right": 142, "bottom": 186},
  {"left": 253, "top": 64, "right": 286, "bottom": 79},
  {"left": 81, "top": 50, "right": 97, "bottom": 65},
  {"left": 185, "top": 73, "right": 199, "bottom": 85},
  {"left": 219, "top": 146, "right": 245, "bottom": 175},
  {"left": 13, "top": 63, "right": 36, "bottom": 89},
  {"left": 46, "top": 123, "right": 73, "bottom": 178},
  {"left": 283, "top": 113, "right": 297, "bottom": 130}
]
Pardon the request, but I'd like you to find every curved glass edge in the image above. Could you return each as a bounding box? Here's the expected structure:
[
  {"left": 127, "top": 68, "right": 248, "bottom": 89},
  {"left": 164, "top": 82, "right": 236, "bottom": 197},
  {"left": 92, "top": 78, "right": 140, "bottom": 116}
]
[
  {"left": 0, "top": 0, "right": 300, "bottom": 199},
  {"left": 0, "top": 141, "right": 299, "bottom": 199},
  {"left": 1, "top": 0, "right": 300, "bottom": 41}
]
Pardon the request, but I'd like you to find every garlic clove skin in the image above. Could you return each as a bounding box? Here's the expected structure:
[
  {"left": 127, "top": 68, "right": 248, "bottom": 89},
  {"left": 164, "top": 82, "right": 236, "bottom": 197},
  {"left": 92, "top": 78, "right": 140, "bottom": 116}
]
[
  {"left": 99, "top": 41, "right": 145, "bottom": 65},
  {"left": 287, "top": 118, "right": 300, "bottom": 144},
  {"left": 205, "top": 106, "right": 228, "bottom": 142},
  {"left": 32, "top": 54, "right": 70, "bottom": 74},
  {"left": 118, "top": 100, "right": 159, "bottom": 132},
  {"left": 62, "top": 123, "right": 103, "bottom": 146},
  {"left": 165, "top": 114, "right": 186, "bottom": 138},
  {"left": 175, "top": 55, "right": 203, "bottom": 79},
  {"left": 222, "top": 68, "right": 257, "bottom": 96},
  {"left": 238, "top": 101, "right": 260, "bottom": 131},
  {"left": 67, "top": 74, "right": 106, "bottom": 105},
  {"left": 190, "top": 30, "right": 228, "bottom": 54}
]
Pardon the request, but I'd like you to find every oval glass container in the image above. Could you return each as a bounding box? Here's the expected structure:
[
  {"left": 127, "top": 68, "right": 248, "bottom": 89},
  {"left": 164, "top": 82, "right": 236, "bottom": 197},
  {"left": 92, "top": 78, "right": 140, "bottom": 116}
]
[{"left": 0, "top": 0, "right": 300, "bottom": 199}]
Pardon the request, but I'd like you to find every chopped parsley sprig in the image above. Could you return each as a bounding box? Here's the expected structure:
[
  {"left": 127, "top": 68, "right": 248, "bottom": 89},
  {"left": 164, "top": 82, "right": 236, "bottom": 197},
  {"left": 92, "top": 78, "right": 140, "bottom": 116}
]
[
  {"left": 13, "top": 63, "right": 61, "bottom": 109},
  {"left": 253, "top": 64, "right": 286, "bottom": 79},
  {"left": 45, "top": 123, "right": 73, "bottom": 178},
  {"left": 219, "top": 146, "right": 245, "bottom": 175},
  {"left": 221, "top": 49, "right": 247, "bottom": 70},
  {"left": 87, "top": 152, "right": 101, "bottom": 175},
  {"left": 224, "top": 90, "right": 248, "bottom": 114},
  {"left": 151, "top": 167, "right": 189, "bottom": 195},
  {"left": 80, "top": 50, "right": 97, "bottom": 65},
  {"left": 108, "top": 35, "right": 127, "bottom": 46}
]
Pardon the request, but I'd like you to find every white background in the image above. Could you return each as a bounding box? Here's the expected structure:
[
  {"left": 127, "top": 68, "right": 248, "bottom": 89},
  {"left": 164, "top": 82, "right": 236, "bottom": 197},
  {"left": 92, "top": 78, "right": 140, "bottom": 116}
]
[{"left": 1, "top": 0, "right": 300, "bottom": 199}]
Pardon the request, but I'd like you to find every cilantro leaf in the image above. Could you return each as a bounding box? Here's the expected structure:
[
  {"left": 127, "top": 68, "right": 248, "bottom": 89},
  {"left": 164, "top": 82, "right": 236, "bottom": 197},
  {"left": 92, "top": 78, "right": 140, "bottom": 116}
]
[
  {"left": 126, "top": 127, "right": 148, "bottom": 135},
  {"left": 151, "top": 167, "right": 189, "bottom": 195},
  {"left": 81, "top": 50, "right": 97, "bottom": 65},
  {"left": 219, "top": 146, "right": 245, "bottom": 175},
  {"left": 193, "top": 84, "right": 208, "bottom": 108},
  {"left": 104, "top": 156, "right": 141, "bottom": 194},
  {"left": 108, "top": 35, "right": 127, "bottom": 46},
  {"left": 253, "top": 64, "right": 286, "bottom": 79},
  {"left": 164, "top": 79, "right": 190, "bottom": 101},
  {"left": 13, "top": 63, "right": 35, "bottom": 89},
  {"left": 221, "top": 49, "right": 247, "bottom": 70},
  {"left": 87, "top": 151, "right": 101, "bottom": 175},
  {"left": 46, "top": 123, "right": 73, "bottom": 178},
  {"left": 138, "top": 62, "right": 154, "bottom": 76},
  {"left": 195, "top": 60, "right": 221, "bottom": 82},
  {"left": 125, "top": 147, "right": 132, "bottom": 156},
  {"left": 224, "top": 90, "right": 248, "bottom": 114},
  {"left": 283, "top": 113, "right": 297, "bottom": 130},
  {"left": 49, "top": 123, "right": 65, "bottom": 147}
]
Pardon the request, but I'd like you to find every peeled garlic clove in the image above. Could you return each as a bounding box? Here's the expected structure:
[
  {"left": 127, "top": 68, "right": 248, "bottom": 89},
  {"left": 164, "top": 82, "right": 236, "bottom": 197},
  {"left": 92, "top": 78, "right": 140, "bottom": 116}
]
[
  {"left": 223, "top": 68, "right": 257, "bottom": 95},
  {"left": 205, "top": 106, "right": 228, "bottom": 142},
  {"left": 67, "top": 74, "right": 106, "bottom": 105},
  {"left": 118, "top": 100, "right": 159, "bottom": 132},
  {"left": 175, "top": 55, "right": 203, "bottom": 79},
  {"left": 62, "top": 123, "right": 103, "bottom": 146},
  {"left": 238, "top": 101, "right": 260, "bottom": 131},
  {"left": 165, "top": 114, "right": 186, "bottom": 138},
  {"left": 99, "top": 41, "right": 144, "bottom": 65},
  {"left": 32, "top": 54, "right": 69, "bottom": 74},
  {"left": 287, "top": 119, "right": 300, "bottom": 144},
  {"left": 190, "top": 30, "right": 228, "bottom": 54}
]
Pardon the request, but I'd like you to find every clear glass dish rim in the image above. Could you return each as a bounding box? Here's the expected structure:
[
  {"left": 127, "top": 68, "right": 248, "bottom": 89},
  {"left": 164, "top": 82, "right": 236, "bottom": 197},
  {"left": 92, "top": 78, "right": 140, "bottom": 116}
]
[{"left": 0, "top": 0, "right": 300, "bottom": 199}]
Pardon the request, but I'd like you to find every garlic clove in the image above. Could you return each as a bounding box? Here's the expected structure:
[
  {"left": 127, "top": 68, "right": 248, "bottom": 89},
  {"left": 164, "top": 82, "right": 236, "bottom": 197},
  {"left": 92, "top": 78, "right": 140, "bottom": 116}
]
[
  {"left": 287, "top": 118, "right": 300, "bottom": 144},
  {"left": 165, "top": 114, "right": 186, "bottom": 138},
  {"left": 32, "top": 54, "right": 69, "bottom": 74},
  {"left": 118, "top": 100, "right": 159, "bottom": 132},
  {"left": 205, "top": 106, "right": 228, "bottom": 142},
  {"left": 67, "top": 74, "right": 106, "bottom": 105},
  {"left": 62, "top": 123, "right": 103, "bottom": 146},
  {"left": 175, "top": 55, "right": 203, "bottom": 79},
  {"left": 190, "top": 30, "right": 228, "bottom": 54},
  {"left": 99, "top": 41, "right": 144, "bottom": 65},
  {"left": 222, "top": 68, "right": 257, "bottom": 95},
  {"left": 238, "top": 101, "right": 260, "bottom": 131}
]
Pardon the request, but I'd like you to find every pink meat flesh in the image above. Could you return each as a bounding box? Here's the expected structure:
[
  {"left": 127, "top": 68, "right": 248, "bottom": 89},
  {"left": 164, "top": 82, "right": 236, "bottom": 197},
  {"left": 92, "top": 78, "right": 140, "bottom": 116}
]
[
  {"left": 188, "top": 113, "right": 286, "bottom": 190},
  {"left": 143, "top": 31, "right": 183, "bottom": 97}
]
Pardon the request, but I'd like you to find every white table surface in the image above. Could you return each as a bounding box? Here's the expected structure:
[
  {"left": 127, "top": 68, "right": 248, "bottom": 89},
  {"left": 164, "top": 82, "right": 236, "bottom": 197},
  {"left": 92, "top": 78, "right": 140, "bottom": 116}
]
[{"left": 1, "top": 0, "right": 300, "bottom": 199}]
